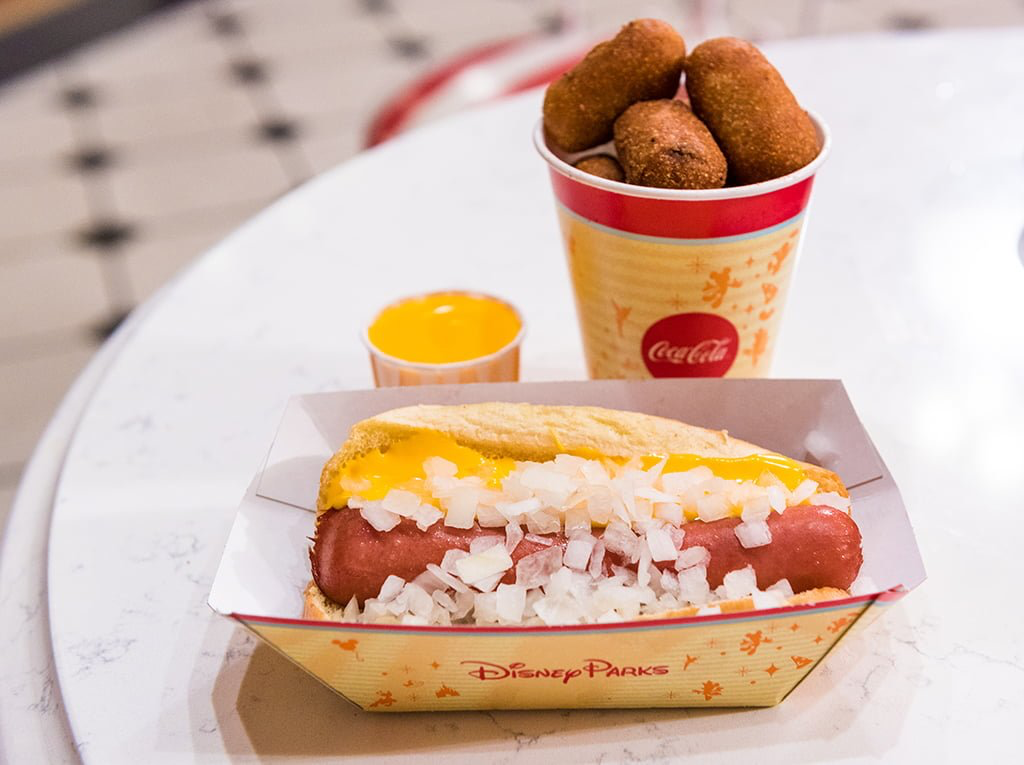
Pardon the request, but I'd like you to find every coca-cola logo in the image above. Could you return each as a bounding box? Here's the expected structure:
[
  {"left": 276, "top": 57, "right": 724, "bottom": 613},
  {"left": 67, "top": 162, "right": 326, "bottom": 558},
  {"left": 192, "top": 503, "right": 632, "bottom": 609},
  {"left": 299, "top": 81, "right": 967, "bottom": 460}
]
[{"left": 641, "top": 313, "right": 739, "bottom": 377}]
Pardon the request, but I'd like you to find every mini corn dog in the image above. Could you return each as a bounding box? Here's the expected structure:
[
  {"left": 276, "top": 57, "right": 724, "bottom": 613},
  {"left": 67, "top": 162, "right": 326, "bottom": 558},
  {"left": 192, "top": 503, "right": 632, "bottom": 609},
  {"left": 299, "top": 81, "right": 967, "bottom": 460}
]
[
  {"left": 613, "top": 100, "right": 727, "bottom": 189},
  {"left": 684, "top": 37, "right": 820, "bottom": 185},
  {"left": 543, "top": 19, "right": 686, "bottom": 152},
  {"left": 573, "top": 154, "right": 625, "bottom": 182}
]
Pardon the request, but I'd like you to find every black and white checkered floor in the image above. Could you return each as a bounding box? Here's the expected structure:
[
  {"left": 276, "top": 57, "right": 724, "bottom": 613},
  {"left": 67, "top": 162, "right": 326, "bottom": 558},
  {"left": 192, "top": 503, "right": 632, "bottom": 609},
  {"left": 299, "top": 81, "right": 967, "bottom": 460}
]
[{"left": 2, "top": 0, "right": 1022, "bottom": 527}]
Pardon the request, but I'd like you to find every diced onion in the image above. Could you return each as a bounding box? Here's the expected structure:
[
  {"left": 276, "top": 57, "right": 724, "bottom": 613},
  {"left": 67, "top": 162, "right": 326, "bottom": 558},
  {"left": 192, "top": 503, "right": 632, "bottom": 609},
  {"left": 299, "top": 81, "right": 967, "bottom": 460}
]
[
  {"left": 809, "top": 491, "right": 852, "bottom": 512},
  {"left": 653, "top": 502, "right": 683, "bottom": 525},
  {"left": 359, "top": 504, "right": 401, "bottom": 532},
  {"left": 515, "top": 546, "right": 562, "bottom": 589},
  {"left": 740, "top": 495, "right": 771, "bottom": 522},
  {"left": 496, "top": 584, "right": 526, "bottom": 622},
  {"left": 426, "top": 563, "right": 469, "bottom": 593},
  {"left": 411, "top": 504, "right": 443, "bottom": 531},
  {"left": 344, "top": 449, "right": 848, "bottom": 626},
  {"left": 674, "top": 545, "right": 709, "bottom": 571},
  {"left": 377, "top": 575, "right": 406, "bottom": 603},
  {"left": 403, "top": 583, "right": 434, "bottom": 618},
  {"left": 381, "top": 489, "right": 421, "bottom": 517},
  {"left": 767, "top": 578, "right": 795, "bottom": 599},
  {"left": 588, "top": 540, "right": 606, "bottom": 580},
  {"left": 443, "top": 485, "right": 480, "bottom": 528},
  {"left": 790, "top": 479, "right": 819, "bottom": 504},
  {"left": 722, "top": 566, "right": 758, "bottom": 600},
  {"left": 752, "top": 589, "right": 787, "bottom": 610},
  {"left": 423, "top": 456, "right": 458, "bottom": 479},
  {"left": 564, "top": 534, "right": 596, "bottom": 570},
  {"left": 505, "top": 522, "right": 524, "bottom": 554},
  {"left": 734, "top": 520, "right": 773, "bottom": 549},
  {"left": 455, "top": 544, "right": 514, "bottom": 585},
  {"left": 440, "top": 548, "right": 468, "bottom": 574},
  {"left": 644, "top": 526, "right": 679, "bottom": 562}
]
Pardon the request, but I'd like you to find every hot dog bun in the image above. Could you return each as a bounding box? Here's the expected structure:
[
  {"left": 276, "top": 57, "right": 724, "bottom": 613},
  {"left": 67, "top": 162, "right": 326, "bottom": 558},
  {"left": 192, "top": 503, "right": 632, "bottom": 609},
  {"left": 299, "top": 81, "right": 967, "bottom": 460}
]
[{"left": 317, "top": 402, "right": 845, "bottom": 512}]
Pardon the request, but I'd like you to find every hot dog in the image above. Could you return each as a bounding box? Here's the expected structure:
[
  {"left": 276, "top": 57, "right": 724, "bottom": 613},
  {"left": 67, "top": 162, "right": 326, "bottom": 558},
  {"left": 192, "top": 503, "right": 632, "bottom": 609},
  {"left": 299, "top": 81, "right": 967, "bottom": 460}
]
[
  {"left": 312, "top": 504, "right": 860, "bottom": 606},
  {"left": 306, "top": 403, "right": 863, "bottom": 626}
]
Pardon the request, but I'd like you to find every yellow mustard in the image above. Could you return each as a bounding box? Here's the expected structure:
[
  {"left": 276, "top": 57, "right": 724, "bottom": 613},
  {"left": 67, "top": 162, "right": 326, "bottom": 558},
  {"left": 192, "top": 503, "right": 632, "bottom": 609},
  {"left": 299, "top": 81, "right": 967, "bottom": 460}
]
[{"left": 323, "top": 432, "right": 806, "bottom": 510}]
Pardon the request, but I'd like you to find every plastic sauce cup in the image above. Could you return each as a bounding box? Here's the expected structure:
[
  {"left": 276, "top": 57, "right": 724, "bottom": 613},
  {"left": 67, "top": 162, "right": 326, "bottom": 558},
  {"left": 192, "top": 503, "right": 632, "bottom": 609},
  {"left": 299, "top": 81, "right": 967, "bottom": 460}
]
[
  {"left": 534, "top": 113, "right": 830, "bottom": 379},
  {"left": 364, "top": 291, "right": 525, "bottom": 386}
]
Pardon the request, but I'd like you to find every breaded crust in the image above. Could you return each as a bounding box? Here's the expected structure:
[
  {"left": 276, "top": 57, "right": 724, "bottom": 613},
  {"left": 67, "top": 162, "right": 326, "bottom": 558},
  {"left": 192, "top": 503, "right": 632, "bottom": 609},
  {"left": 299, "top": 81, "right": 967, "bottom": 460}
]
[
  {"left": 317, "top": 402, "right": 846, "bottom": 512},
  {"left": 613, "top": 99, "right": 727, "bottom": 189},
  {"left": 685, "top": 37, "right": 820, "bottom": 185},
  {"left": 573, "top": 154, "right": 626, "bottom": 182},
  {"left": 543, "top": 19, "right": 686, "bottom": 152}
]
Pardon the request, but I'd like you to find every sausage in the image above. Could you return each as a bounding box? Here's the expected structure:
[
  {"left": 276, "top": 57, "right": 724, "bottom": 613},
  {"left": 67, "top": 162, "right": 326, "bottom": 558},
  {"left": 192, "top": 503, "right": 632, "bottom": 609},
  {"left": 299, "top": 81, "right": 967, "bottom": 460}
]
[
  {"left": 684, "top": 37, "right": 820, "bottom": 185},
  {"left": 613, "top": 99, "right": 727, "bottom": 189},
  {"left": 311, "top": 508, "right": 570, "bottom": 606},
  {"left": 311, "top": 505, "right": 861, "bottom": 605},
  {"left": 680, "top": 505, "right": 862, "bottom": 593},
  {"left": 542, "top": 19, "right": 686, "bottom": 152}
]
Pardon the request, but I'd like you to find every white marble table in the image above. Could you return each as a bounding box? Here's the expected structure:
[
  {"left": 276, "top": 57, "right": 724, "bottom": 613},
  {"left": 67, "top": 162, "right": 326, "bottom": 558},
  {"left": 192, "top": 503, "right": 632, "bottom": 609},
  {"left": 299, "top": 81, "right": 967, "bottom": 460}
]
[{"left": 2, "top": 29, "right": 1023, "bottom": 763}]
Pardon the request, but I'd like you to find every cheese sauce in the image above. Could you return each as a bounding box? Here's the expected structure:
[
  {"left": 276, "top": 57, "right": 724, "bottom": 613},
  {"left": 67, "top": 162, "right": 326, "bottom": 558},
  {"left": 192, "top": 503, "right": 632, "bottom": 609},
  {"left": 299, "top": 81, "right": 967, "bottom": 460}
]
[
  {"left": 323, "top": 432, "right": 807, "bottom": 509},
  {"left": 367, "top": 292, "right": 522, "bottom": 364}
]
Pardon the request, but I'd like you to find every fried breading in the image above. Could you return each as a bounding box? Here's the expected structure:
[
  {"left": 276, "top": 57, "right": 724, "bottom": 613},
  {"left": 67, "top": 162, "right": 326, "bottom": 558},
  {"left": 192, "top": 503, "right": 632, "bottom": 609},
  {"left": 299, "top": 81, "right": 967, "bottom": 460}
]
[
  {"left": 613, "top": 99, "right": 727, "bottom": 189},
  {"left": 685, "top": 37, "right": 820, "bottom": 185},
  {"left": 573, "top": 154, "right": 625, "bottom": 182},
  {"left": 543, "top": 19, "right": 686, "bottom": 152}
]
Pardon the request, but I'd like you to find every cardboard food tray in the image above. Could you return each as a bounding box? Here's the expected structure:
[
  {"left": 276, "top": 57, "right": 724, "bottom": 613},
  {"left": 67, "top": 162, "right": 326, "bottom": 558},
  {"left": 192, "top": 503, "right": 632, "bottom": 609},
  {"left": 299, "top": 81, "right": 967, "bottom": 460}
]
[{"left": 208, "top": 379, "right": 924, "bottom": 711}]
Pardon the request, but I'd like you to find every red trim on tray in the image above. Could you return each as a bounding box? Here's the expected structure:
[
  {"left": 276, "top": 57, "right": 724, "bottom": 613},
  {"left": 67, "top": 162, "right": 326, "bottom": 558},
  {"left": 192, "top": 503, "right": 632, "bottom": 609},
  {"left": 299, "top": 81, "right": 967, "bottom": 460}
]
[
  {"left": 231, "top": 588, "right": 904, "bottom": 634},
  {"left": 366, "top": 37, "right": 530, "bottom": 147},
  {"left": 366, "top": 30, "right": 586, "bottom": 148},
  {"left": 549, "top": 170, "right": 817, "bottom": 239},
  {"left": 501, "top": 52, "right": 585, "bottom": 95}
]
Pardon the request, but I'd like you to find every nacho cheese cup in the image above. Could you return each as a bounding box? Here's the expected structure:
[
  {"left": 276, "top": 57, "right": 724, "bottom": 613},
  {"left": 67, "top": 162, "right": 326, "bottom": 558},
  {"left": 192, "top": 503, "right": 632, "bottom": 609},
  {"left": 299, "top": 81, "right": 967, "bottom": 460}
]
[
  {"left": 534, "top": 114, "right": 830, "bottom": 379},
  {"left": 363, "top": 291, "right": 525, "bottom": 386}
]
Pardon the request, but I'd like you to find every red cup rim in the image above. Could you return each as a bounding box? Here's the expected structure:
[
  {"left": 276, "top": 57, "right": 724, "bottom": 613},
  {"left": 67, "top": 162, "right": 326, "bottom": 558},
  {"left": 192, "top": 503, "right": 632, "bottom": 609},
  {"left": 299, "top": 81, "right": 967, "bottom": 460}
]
[
  {"left": 533, "top": 109, "right": 831, "bottom": 201},
  {"left": 361, "top": 290, "right": 527, "bottom": 372}
]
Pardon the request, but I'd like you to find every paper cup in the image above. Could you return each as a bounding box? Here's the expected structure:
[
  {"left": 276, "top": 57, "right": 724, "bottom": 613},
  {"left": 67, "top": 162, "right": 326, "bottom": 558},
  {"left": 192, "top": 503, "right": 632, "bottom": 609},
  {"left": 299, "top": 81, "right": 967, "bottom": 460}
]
[
  {"left": 534, "top": 114, "right": 830, "bottom": 378},
  {"left": 363, "top": 291, "right": 525, "bottom": 387}
]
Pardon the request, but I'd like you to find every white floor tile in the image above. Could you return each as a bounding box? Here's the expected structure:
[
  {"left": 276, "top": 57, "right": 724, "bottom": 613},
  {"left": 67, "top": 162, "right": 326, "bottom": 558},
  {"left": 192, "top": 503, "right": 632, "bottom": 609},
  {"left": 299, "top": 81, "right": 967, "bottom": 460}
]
[
  {"left": 94, "top": 86, "right": 259, "bottom": 150},
  {"left": 0, "top": 229, "right": 74, "bottom": 267},
  {"left": 69, "top": 2, "right": 229, "bottom": 86},
  {"left": 0, "top": 112, "right": 76, "bottom": 168},
  {"left": 0, "top": 173, "right": 89, "bottom": 241},
  {"left": 267, "top": 50, "right": 416, "bottom": 122},
  {"left": 0, "top": 252, "right": 110, "bottom": 342},
  {"left": 392, "top": 0, "right": 535, "bottom": 38},
  {"left": 725, "top": 0, "right": 818, "bottom": 40},
  {"left": 240, "top": 2, "right": 385, "bottom": 60},
  {"left": 138, "top": 196, "right": 280, "bottom": 239},
  {"left": 0, "top": 63, "right": 63, "bottom": 115},
  {"left": 0, "top": 346, "right": 96, "bottom": 467},
  {"left": 108, "top": 144, "right": 290, "bottom": 220},
  {"left": 123, "top": 213, "right": 263, "bottom": 301},
  {"left": 0, "top": 66, "right": 76, "bottom": 168},
  {"left": 818, "top": 0, "right": 1024, "bottom": 33},
  {"left": 298, "top": 122, "right": 365, "bottom": 176}
]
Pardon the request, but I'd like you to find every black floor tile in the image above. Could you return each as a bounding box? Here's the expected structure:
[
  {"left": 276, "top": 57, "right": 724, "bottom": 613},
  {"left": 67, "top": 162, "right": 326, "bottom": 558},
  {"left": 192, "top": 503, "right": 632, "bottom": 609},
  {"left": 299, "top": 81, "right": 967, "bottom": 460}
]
[
  {"left": 91, "top": 308, "right": 133, "bottom": 341},
  {"left": 230, "top": 59, "right": 267, "bottom": 84},
  {"left": 78, "top": 221, "right": 136, "bottom": 251},
  {"left": 69, "top": 148, "right": 114, "bottom": 173}
]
